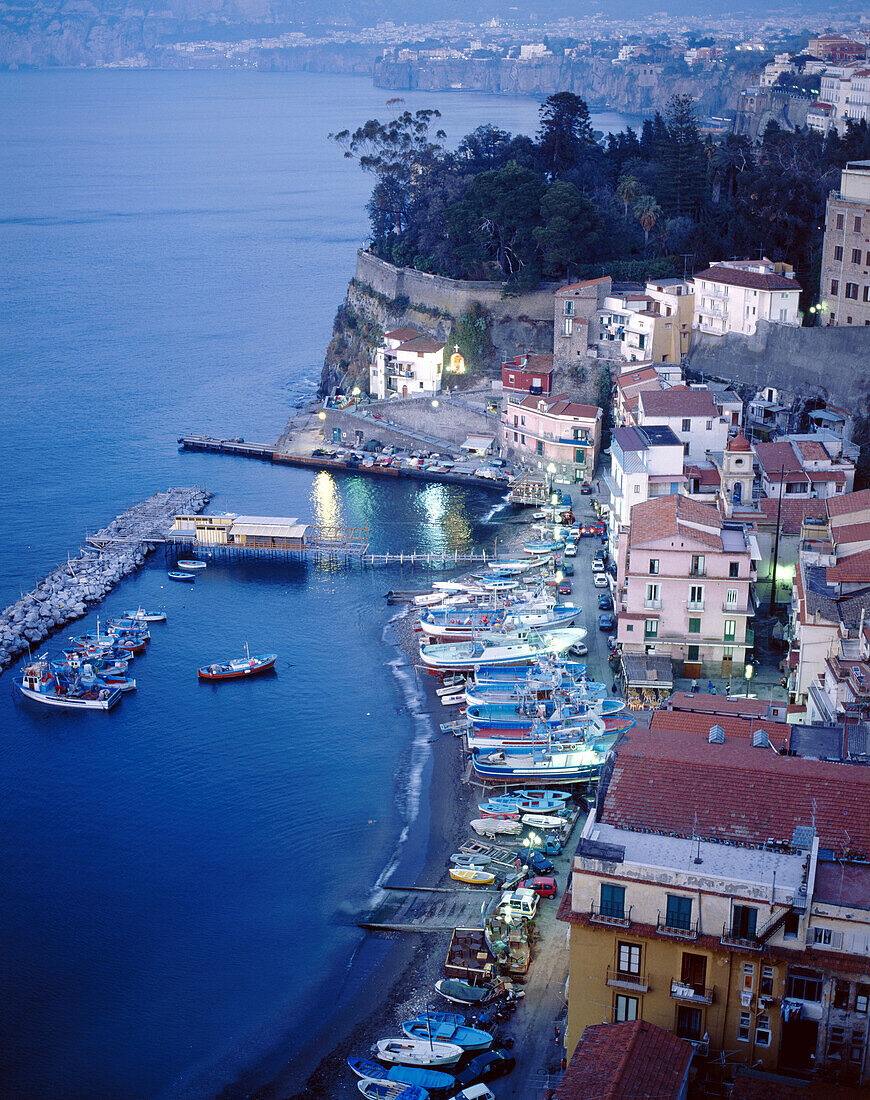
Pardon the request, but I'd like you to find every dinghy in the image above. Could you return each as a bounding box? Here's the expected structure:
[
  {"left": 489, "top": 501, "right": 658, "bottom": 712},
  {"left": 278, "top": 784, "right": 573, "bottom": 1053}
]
[
  {"left": 167, "top": 571, "right": 195, "bottom": 582},
  {"left": 346, "top": 1057, "right": 453, "bottom": 1091},
  {"left": 521, "top": 814, "right": 566, "bottom": 829},
  {"left": 358, "top": 1082, "right": 429, "bottom": 1100},
  {"left": 449, "top": 867, "right": 496, "bottom": 886},
  {"left": 374, "top": 1037, "right": 464, "bottom": 1067},
  {"left": 124, "top": 607, "right": 166, "bottom": 622},
  {"left": 176, "top": 560, "right": 206, "bottom": 570},
  {"left": 402, "top": 1018, "right": 493, "bottom": 1051},
  {"left": 470, "top": 818, "right": 523, "bottom": 838},
  {"left": 434, "top": 979, "right": 497, "bottom": 1006}
]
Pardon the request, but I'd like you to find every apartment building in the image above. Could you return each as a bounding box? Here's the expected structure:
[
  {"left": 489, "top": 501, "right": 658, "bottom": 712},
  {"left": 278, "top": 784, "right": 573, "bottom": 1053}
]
[
  {"left": 821, "top": 160, "right": 870, "bottom": 327},
  {"left": 636, "top": 385, "right": 731, "bottom": 463},
  {"left": 692, "top": 260, "right": 801, "bottom": 337},
  {"left": 808, "top": 35, "right": 868, "bottom": 63},
  {"left": 561, "top": 725, "right": 870, "bottom": 1085},
  {"left": 755, "top": 436, "right": 856, "bottom": 500},
  {"left": 553, "top": 277, "right": 611, "bottom": 374},
  {"left": 604, "top": 424, "right": 685, "bottom": 557},
  {"left": 615, "top": 494, "right": 758, "bottom": 677},
  {"left": 369, "top": 327, "right": 445, "bottom": 400},
  {"left": 499, "top": 392, "right": 601, "bottom": 484},
  {"left": 500, "top": 353, "right": 554, "bottom": 399},
  {"left": 597, "top": 279, "right": 693, "bottom": 364}
]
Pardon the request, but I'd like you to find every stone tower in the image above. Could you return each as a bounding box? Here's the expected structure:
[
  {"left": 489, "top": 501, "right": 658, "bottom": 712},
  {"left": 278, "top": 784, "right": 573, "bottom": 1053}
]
[{"left": 719, "top": 433, "right": 754, "bottom": 517}]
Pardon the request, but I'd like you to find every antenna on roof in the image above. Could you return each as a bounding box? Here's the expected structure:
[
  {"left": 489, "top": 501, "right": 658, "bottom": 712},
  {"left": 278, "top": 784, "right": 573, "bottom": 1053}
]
[{"left": 692, "top": 810, "right": 703, "bottom": 864}]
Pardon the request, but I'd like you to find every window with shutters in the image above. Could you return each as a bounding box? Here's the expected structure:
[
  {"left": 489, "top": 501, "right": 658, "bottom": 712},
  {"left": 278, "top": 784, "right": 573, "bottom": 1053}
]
[
  {"left": 726, "top": 588, "right": 739, "bottom": 608},
  {"left": 737, "top": 1011, "right": 751, "bottom": 1042},
  {"left": 837, "top": 213, "right": 845, "bottom": 230},
  {"left": 813, "top": 926, "right": 844, "bottom": 949},
  {"left": 729, "top": 561, "right": 740, "bottom": 578},
  {"left": 614, "top": 994, "right": 638, "bottom": 1022},
  {"left": 855, "top": 216, "right": 862, "bottom": 233},
  {"left": 755, "top": 1013, "right": 771, "bottom": 1047},
  {"left": 857, "top": 985, "right": 869, "bottom": 1014},
  {"left": 846, "top": 282, "right": 859, "bottom": 300},
  {"left": 853, "top": 248, "right": 862, "bottom": 265},
  {"left": 724, "top": 620, "right": 736, "bottom": 642},
  {"left": 649, "top": 559, "right": 659, "bottom": 575},
  {"left": 618, "top": 942, "right": 642, "bottom": 975},
  {"left": 688, "top": 618, "right": 701, "bottom": 634},
  {"left": 835, "top": 245, "right": 844, "bottom": 261},
  {"left": 563, "top": 317, "right": 573, "bottom": 336},
  {"left": 832, "top": 279, "right": 840, "bottom": 296},
  {"left": 690, "top": 555, "right": 705, "bottom": 577},
  {"left": 600, "top": 883, "right": 625, "bottom": 920},
  {"left": 742, "top": 962, "right": 755, "bottom": 992}
]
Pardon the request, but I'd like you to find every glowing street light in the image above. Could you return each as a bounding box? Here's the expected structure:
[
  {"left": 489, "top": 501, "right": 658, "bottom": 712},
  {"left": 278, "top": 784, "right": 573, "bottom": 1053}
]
[
  {"left": 317, "top": 411, "right": 326, "bottom": 421},
  {"left": 431, "top": 399, "right": 439, "bottom": 408}
]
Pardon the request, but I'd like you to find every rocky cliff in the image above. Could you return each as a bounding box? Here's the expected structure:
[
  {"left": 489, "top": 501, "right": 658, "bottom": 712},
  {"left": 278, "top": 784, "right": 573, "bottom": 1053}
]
[{"left": 374, "top": 56, "right": 750, "bottom": 118}]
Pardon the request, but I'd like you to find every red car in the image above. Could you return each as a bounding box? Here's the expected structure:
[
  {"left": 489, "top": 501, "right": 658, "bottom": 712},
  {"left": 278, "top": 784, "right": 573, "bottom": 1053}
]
[
  {"left": 521, "top": 876, "right": 557, "bottom": 898},
  {"left": 558, "top": 581, "right": 572, "bottom": 595},
  {"left": 593, "top": 522, "right": 606, "bottom": 536}
]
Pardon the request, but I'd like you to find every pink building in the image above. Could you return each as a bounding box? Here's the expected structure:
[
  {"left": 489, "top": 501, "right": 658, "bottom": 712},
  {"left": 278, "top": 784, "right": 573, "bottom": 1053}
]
[
  {"left": 500, "top": 392, "right": 602, "bottom": 484},
  {"left": 616, "top": 494, "right": 758, "bottom": 678}
]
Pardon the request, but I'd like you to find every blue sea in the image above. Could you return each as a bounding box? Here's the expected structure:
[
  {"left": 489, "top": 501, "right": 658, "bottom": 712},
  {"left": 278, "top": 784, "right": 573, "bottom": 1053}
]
[{"left": 0, "top": 70, "right": 633, "bottom": 1099}]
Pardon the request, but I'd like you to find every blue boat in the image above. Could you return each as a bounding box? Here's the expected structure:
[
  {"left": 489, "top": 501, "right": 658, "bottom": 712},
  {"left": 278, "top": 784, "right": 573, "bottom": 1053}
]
[
  {"left": 358, "top": 1082, "right": 429, "bottom": 1100},
  {"left": 402, "top": 1017, "right": 493, "bottom": 1050},
  {"left": 346, "top": 1057, "right": 451, "bottom": 1090},
  {"left": 167, "top": 571, "right": 195, "bottom": 582}
]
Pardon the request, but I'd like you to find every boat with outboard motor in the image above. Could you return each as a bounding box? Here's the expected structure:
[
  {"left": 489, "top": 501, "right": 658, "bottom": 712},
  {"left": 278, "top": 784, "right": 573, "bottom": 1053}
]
[
  {"left": 197, "top": 641, "right": 276, "bottom": 681},
  {"left": 168, "top": 571, "right": 195, "bottom": 582},
  {"left": 177, "top": 560, "right": 206, "bottom": 570},
  {"left": 14, "top": 659, "right": 123, "bottom": 710},
  {"left": 124, "top": 607, "right": 166, "bottom": 622},
  {"left": 419, "top": 627, "right": 587, "bottom": 674}
]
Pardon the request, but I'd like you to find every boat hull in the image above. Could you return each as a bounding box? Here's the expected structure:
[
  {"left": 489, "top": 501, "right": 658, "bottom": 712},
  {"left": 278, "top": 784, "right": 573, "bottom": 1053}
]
[
  {"left": 197, "top": 656, "right": 276, "bottom": 680},
  {"left": 14, "top": 680, "right": 121, "bottom": 710}
]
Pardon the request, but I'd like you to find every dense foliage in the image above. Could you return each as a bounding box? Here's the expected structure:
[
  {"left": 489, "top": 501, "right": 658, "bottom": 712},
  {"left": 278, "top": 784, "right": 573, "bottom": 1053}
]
[{"left": 333, "top": 94, "right": 870, "bottom": 307}]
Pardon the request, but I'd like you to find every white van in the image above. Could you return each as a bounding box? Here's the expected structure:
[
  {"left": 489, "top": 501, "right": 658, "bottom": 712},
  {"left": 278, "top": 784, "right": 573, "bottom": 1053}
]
[{"left": 497, "top": 887, "right": 539, "bottom": 920}]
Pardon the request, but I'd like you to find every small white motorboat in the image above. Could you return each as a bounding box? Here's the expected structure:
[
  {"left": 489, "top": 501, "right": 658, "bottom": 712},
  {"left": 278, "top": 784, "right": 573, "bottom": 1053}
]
[
  {"left": 176, "top": 560, "right": 207, "bottom": 570},
  {"left": 374, "top": 1038, "right": 464, "bottom": 1067},
  {"left": 124, "top": 607, "right": 166, "bottom": 622},
  {"left": 521, "top": 813, "right": 566, "bottom": 829}
]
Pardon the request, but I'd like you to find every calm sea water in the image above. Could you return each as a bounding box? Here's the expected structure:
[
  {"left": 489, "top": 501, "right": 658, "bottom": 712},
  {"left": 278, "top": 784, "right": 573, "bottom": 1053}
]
[{"left": 0, "top": 71, "right": 632, "bottom": 1099}]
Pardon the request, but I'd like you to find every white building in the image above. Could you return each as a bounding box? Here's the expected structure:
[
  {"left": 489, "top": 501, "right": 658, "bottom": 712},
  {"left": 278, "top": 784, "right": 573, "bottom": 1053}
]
[
  {"left": 691, "top": 259, "right": 802, "bottom": 337},
  {"left": 369, "top": 327, "right": 445, "bottom": 400},
  {"left": 604, "top": 423, "right": 685, "bottom": 556},
  {"left": 636, "top": 385, "right": 732, "bottom": 463}
]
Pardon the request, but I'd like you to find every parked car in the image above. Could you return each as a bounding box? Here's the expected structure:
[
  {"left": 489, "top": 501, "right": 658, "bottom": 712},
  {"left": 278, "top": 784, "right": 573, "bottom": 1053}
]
[
  {"left": 558, "top": 581, "right": 572, "bottom": 595},
  {"left": 598, "top": 593, "right": 613, "bottom": 610},
  {"left": 455, "top": 1049, "right": 516, "bottom": 1089},
  {"left": 564, "top": 541, "right": 577, "bottom": 558},
  {"left": 561, "top": 562, "right": 574, "bottom": 576},
  {"left": 449, "top": 1085, "right": 496, "bottom": 1100},
  {"left": 521, "top": 876, "right": 557, "bottom": 898},
  {"left": 592, "top": 556, "right": 606, "bottom": 572},
  {"left": 580, "top": 524, "right": 596, "bottom": 537},
  {"left": 580, "top": 482, "right": 593, "bottom": 494},
  {"left": 524, "top": 849, "right": 555, "bottom": 874},
  {"left": 598, "top": 612, "right": 615, "bottom": 631},
  {"left": 593, "top": 573, "right": 609, "bottom": 589},
  {"left": 496, "top": 888, "right": 539, "bottom": 920},
  {"left": 593, "top": 522, "right": 607, "bottom": 536},
  {"left": 570, "top": 641, "right": 588, "bottom": 657}
]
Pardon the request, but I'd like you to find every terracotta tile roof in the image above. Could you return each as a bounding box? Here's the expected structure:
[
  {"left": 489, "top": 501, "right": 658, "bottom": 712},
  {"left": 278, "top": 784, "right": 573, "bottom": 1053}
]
[
  {"left": 826, "top": 549, "right": 870, "bottom": 583},
  {"left": 828, "top": 489, "right": 870, "bottom": 519},
  {"left": 693, "top": 265, "right": 802, "bottom": 292},
  {"left": 518, "top": 393, "right": 599, "bottom": 419},
  {"left": 553, "top": 1020, "right": 693, "bottom": 1100},
  {"left": 383, "top": 326, "right": 421, "bottom": 341},
  {"left": 754, "top": 441, "right": 802, "bottom": 475},
  {"left": 556, "top": 277, "right": 610, "bottom": 294},
  {"left": 505, "top": 353, "right": 554, "bottom": 373},
  {"left": 649, "top": 709, "right": 789, "bottom": 746},
  {"left": 833, "top": 520, "right": 870, "bottom": 547},
  {"left": 615, "top": 366, "right": 658, "bottom": 389},
  {"left": 731, "top": 1067, "right": 870, "bottom": 1099},
  {"left": 668, "top": 691, "right": 775, "bottom": 717},
  {"left": 808, "top": 469, "right": 847, "bottom": 483},
  {"left": 757, "top": 498, "right": 827, "bottom": 534},
  {"left": 397, "top": 336, "right": 445, "bottom": 353},
  {"left": 727, "top": 433, "right": 751, "bottom": 452},
  {"left": 601, "top": 726, "right": 870, "bottom": 852},
  {"left": 638, "top": 385, "right": 718, "bottom": 419},
  {"left": 796, "top": 440, "right": 829, "bottom": 460},
  {"left": 628, "top": 494, "right": 723, "bottom": 550},
  {"left": 684, "top": 464, "right": 721, "bottom": 487}
]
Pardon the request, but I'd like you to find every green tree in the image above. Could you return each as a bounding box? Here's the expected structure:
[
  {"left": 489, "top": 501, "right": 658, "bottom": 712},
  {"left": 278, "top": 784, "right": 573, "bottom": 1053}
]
[
  {"left": 536, "top": 92, "right": 597, "bottom": 179},
  {"left": 660, "top": 94, "right": 706, "bottom": 218},
  {"left": 451, "top": 301, "right": 495, "bottom": 380},
  {"left": 616, "top": 174, "right": 640, "bottom": 217},
  {"left": 533, "top": 181, "right": 601, "bottom": 278}
]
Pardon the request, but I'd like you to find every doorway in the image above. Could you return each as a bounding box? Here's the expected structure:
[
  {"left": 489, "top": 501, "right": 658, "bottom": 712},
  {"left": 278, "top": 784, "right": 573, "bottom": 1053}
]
[{"left": 681, "top": 953, "right": 707, "bottom": 996}]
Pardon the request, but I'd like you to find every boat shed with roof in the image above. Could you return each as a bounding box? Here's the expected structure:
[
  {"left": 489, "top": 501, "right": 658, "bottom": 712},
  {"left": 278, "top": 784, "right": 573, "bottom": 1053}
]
[{"left": 228, "top": 516, "right": 311, "bottom": 551}]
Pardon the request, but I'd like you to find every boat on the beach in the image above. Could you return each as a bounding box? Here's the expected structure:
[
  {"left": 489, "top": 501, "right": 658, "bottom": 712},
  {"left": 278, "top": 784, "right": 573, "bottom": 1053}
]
[
  {"left": 470, "top": 818, "right": 523, "bottom": 837},
  {"left": 520, "top": 813, "right": 566, "bottom": 829},
  {"left": 176, "top": 560, "right": 206, "bottom": 570},
  {"left": 14, "top": 660, "right": 122, "bottom": 711},
  {"left": 124, "top": 607, "right": 166, "bottom": 622},
  {"left": 357, "top": 1081, "right": 430, "bottom": 1100},
  {"left": 374, "top": 1037, "right": 464, "bottom": 1067},
  {"left": 434, "top": 978, "right": 503, "bottom": 1006},
  {"left": 449, "top": 867, "right": 496, "bottom": 886},
  {"left": 477, "top": 804, "right": 520, "bottom": 820},
  {"left": 488, "top": 794, "right": 567, "bottom": 814},
  {"left": 402, "top": 1017, "right": 493, "bottom": 1050},
  {"left": 419, "top": 628, "right": 587, "bottom": 674},
  {"left": 450, "top": 852, "right": 490, "bottom": 868},
  {"left": 472, "top": 744, "right": 605, "bottom": 783},
  {"left": 522, "top": 539, "right": 564, "bottom": 555},
  {"left": 167, "top": 571, "right": 195, "bottom": 582},
  {"left": 347, "top": 1058, "right": 453, "bottom": 1092},
  {"left": 419, "top": 603, "right": 580, "bottom": 642},
  {"left": 197, "top": 642, "right": 276, "bottom": 681}
]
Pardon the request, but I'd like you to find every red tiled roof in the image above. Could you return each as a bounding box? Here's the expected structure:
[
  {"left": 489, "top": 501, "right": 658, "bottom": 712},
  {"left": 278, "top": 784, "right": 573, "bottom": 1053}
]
[
  {"left": 728, "top": 433, "right": 751, "bottom": 452},
  {"left": 754, "top": 441, "right": 803, "bottom": 475},
  {"left": 826, "top": 549, "right": 870, "bottom": 583},
  {"left": 627, "top": 494, "right": 723, "bottom": 550},
  {"left": 808, "top": 469, "right": 847, "bottom": 483},
  {"left": 833, "top": 520, "right": 870, "bottom": 547},
  {"left": 553, "top": 1020, "right": 693, "bottom": 1100},
  {"left": 638, "top": 385, "right": 718, "bottom": 419},
  {"left": 757, "top": 498, "right": 827, "bottom": 534},
  {"left": 518, "top": 393, "right": 599, "bottom": 419},
  {"left": 556, "top": 277, "right": 610, "bottom": 294},
  {"left": 828, "top": 488, "right": 870, "bottom": 518},
  {"left": 601, "top": 726, "right": 870, "bottom": 852},
  {"left": 796, "top": 440, "right": 829, "bottom": 460},
  {"left": 615, "top": 366, "right": 658, "bottom": 389},
  {"left": 397, "top": 336, "right": 445, "bottom": 353},
  {"left": 649, "top": 709, "right": 789, "bottom": 746},
  {"left": 684, "top": 464, "right": 721, "bottom": 487},
  {"left": 502, "top": 353, "right": 554, "bottom": 374},
  {"left": 693, "top": 265, "right": 802, "bottom": 292},
  {"left": 384, "top": 326, "right": 421, "bottom": 341}
]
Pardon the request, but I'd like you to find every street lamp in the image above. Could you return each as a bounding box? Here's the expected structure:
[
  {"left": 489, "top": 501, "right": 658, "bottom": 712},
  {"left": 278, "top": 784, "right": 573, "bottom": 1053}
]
[
  {"left": 351, "top": 386, "right": 361, "bottom": 397},
  {"left": 744, "top": 663, "right": 754, "bottom": 682},
  {"left": 317, "top": 411, "right": 326, "bottom": 421},
  {"left": 431, "top": 399, "right": 439, "bottom": 408}
]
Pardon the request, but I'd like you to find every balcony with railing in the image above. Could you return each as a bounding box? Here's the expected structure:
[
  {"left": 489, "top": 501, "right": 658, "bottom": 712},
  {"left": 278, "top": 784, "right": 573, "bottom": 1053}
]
[
  {"left": 720, "top": 923, "right": 761, "bottom": 951},
  {"left": 687, "top": 599, "right": 705, "bottom": 611},
  {"left": 657, "top": 913, "right": 699, "bottom": 939},
  {"left": 723, "top": 602, "right": 752, "bottom": 615},
  {"left": 606, "top": 967, "right": 650, "bottom": 993},
  {"left": 670, "top": 979, "right": 714, "bottom": 1005},
  {"left": 590, "top": 901, "right": 632, "bottom": 928},
  {"left": 644, "top": 598, "right": 662, "bottom": 610}
]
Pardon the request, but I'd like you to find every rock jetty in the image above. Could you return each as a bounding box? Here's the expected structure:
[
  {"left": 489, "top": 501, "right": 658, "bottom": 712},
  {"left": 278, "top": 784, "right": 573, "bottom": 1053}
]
[{"left": 0, "top": 487, "right": 210, "bottom": 671}]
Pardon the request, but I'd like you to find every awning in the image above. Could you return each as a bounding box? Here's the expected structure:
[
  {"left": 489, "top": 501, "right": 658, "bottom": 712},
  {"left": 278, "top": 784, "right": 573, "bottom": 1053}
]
[
  {"left": 747, "top": 534, "right": 762, "bottom": 562},
  {"left": 461, "top": 435, "right": 495, "bottom": 453}
]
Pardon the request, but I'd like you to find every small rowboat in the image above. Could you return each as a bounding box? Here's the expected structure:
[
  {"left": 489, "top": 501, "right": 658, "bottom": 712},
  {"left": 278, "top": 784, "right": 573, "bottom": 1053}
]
[
  {"left": 449, "top": 867, "right": 495, "bottom": 886},
  {"left": 167, "top": 571, "right": 195, "bottom": 582},
  {"left": 434, "top": 979, "right": 494, "bottom": 1006},
  {"left": 358, "top": 1082, "right": 429, "bottom": 1100},
  {"left": 450, "top": 853, "right": 490, "bottom": 868},
  {"left": 176, "top": 560, "right": 206, "bottom": 570},
  {"left": 440, "top": 693, "right": 464, "bottom": 707},
  {"left": 374, "top": 1037, "right": 464, "bottom": 1067},
  {"left": 478, "top": 803, "right": 520, "bottom": 820},
  {"left": 346, "top": 1057, "right": 453, "bottom": 1091},
  {"left": 521, "top": 813, "right": 566, "bottom": 829},
  {"left": 402, "top": 1017, "right": 493, "bottom": 1050},
  {"left": 198, "top": 644, "right": 276, "bottom": 681}
]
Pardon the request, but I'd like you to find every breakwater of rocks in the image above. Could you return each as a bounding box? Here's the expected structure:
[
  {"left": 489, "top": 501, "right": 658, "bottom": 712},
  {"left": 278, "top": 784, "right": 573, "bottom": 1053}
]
[{"left": 0, "top": 487, "right": 210, "bottom": 671}]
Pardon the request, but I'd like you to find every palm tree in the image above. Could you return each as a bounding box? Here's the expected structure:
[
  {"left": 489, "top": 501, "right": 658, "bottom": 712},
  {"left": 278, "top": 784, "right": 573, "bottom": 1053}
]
[
  {"left": 634, "top": 194, "right": 662, "bottom": 251},
  {"left": 616, "top": 174, "right": 639, "bottom": 218}
]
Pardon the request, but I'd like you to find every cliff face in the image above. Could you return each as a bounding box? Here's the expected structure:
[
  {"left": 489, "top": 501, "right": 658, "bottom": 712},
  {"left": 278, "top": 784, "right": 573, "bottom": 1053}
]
[{"left": 374, "top": 56, "right": 749, "bottom": 117}]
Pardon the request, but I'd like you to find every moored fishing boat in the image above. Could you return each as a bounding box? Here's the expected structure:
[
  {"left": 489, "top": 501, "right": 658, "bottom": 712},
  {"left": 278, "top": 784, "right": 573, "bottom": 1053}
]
[
  {"left": 176, "top": 560, "right": 206, "bottom": 570},
  {"left": 402, "top": 1017, "right": 493, "bottom": 1050},
  {"left": 124, "top": 607, "right": 166, "bottom": 622},
  {"left": 197, "top": 642, "right": 276, "bottom": 681},
  {"left": 419, "top": 627, "right": 587, "bottom": 674},
  {"left": 14, "top": 660, "right": 122, "bottom": 711},
  {"left": 471, "top": 744, "right": 605, "bottom": 783},
  {"left": 167, "top": 571, "right": 195, "bottom": 582},
  {"left": 374, "top": 1037, "right": 464, "bottom": 1067},
  {"left": 346, "top": 1058, "right": 453, "bottom": 1092}
]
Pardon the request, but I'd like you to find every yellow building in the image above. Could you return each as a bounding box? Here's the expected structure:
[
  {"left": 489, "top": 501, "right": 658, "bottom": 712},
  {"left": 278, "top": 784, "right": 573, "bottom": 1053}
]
[{"left": 560, "top": 725, "right": 870, "bottom": 1087}]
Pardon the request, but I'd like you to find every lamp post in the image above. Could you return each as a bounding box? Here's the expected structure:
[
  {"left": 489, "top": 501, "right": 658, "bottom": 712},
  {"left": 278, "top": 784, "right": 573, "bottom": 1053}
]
[{"left": 547, "top": 462, "right": 558, "bottom": 509}]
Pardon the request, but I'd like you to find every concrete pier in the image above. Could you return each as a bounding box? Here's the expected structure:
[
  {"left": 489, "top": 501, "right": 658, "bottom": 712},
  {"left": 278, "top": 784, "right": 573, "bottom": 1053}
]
[{"left": 0, "top": 487, "right": 210, "bottom": 671}]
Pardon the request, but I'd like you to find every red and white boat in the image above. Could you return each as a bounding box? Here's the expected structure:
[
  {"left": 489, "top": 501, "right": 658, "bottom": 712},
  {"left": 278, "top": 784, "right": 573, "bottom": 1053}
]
[{"left": 197, "top": 642, "right": 276, "bottom": 681}]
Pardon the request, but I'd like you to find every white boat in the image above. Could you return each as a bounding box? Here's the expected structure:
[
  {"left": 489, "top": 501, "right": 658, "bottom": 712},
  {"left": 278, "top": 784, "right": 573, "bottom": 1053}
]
[
  {"left": 177, "top": 560, "right": 206, "bottom": 570},
  {"left": 440, "top": 693, "right": 465, "bottom": 707},
  {"left": 374, "top": 1038, "right": 464, "bottom": 1067},
  {"left": 521, "top": 813, "right": 566, "bottom": 829},
  {"left": 419, "top": 628, "right": 587, "bottom": 674},
  {"left": 357, "top": 1082, "right": 429, "bottom": 1100},
  {"left": 14, "top": 660, "right": 122, "bottom": 711},
  {"left": 470, "top": 818, "right": 523, "bottom": 837},
  {"left": 124, "top": 607, "right": 166, "bottom": 622}
]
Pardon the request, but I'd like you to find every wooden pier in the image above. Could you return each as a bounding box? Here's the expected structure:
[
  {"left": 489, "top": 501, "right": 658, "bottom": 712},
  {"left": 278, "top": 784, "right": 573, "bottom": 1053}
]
[{"left": 177, "top": 436, "right": 509, "bottom": 493}]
